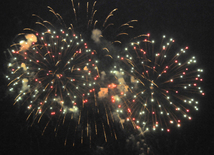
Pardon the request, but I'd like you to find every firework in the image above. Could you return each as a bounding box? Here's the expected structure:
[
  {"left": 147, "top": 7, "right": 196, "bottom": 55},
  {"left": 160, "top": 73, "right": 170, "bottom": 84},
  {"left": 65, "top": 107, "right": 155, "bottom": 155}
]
[
  {"left": 5, "top": 0, "right": 139, "bottom": 147},
  {"left": 5, "top": 1, "right": 205, "bottom": 151},
  {"left": 7, "top": 20, "right": 99, "bottom": 128},
  {"left": 108, "top": 34, "right": 205, "bottom": 132},
  {"left": 6, "top": 4, "right": 100, "bottom": 147}
]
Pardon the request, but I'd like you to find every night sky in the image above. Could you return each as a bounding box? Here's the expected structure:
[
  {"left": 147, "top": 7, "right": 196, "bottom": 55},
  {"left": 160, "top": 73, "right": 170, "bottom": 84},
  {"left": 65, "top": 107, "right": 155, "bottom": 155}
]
[{"left": 0, "top": 0, "right": 214, "bottom": 155}]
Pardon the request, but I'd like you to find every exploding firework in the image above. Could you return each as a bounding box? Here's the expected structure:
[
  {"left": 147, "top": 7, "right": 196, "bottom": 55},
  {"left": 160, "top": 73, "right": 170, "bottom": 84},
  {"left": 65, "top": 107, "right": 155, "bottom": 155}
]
[
  {"left": 5, "top": 0, "right": 140, "bottom": 147},
  {"left": 5, "top": 0, "right": 205, "bottom": 151},
  {"left": 107, "top": 34, "right": 205, "bottom": 132},
  {"left": 6, "top": 16, "right": 99, "bottom": 142}
]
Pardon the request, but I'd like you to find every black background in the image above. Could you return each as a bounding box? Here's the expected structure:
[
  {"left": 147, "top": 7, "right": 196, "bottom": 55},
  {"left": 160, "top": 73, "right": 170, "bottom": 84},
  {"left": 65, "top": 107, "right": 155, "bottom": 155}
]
[{"left": 0, "top": 0, "right": 214, "bottom": 154}]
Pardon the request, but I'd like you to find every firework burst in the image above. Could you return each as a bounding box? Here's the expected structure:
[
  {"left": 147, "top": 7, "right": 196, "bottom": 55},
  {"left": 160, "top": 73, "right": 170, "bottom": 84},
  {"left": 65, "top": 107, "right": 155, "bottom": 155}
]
[
  {"left": 5, "top": 0, "right": 140, "bottom": 147},
  {"left": 7, "top": 21, "right": 99, "bottom": 137},
  {"left": 108, "top": 34, "right": 205, "bottom": 132},
  {"left": 5, "top": 1, "right": 206, "bottom": 151}
]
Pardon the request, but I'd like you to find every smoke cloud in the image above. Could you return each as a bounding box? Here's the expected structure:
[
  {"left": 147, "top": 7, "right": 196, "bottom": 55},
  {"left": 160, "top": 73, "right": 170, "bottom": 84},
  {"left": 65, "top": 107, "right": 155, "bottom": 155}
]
[
  {"left": 91, "top": 29, "right": 102, "bottom": 43},
  {"left": 98, "top": 88, "right": 108, "bottom": 99},
  {"left": 21, "top": 78, "right": 29, "bottom": 92},
  {"left": 19, "top": 34, "right": 37, "bottom": 51}
]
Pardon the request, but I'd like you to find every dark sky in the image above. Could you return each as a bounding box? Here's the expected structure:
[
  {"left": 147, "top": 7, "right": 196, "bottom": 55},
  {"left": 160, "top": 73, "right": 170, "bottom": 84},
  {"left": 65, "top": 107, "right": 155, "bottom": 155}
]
[{"left": 0, "top": 0, "right": 214, "bottom": 155}]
